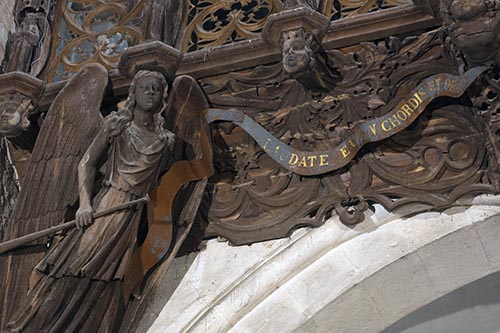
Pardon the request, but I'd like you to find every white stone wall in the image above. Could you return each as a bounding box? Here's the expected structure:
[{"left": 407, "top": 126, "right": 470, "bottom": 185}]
[
  {"left": 0, "top": 0, "right": 15, "bottom": 62},
  {"left": 145, "top": 196, "right": 500, "bottom": 333}
]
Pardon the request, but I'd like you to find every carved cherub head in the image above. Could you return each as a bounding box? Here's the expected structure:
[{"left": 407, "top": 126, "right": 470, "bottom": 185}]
[
  {"left": 0, "top": 94, "right": 32, "bottom": 138},
  {"left": 281, "top": 28, "right": 315, "bottom": 76},
  {"left": 440, "top": 0, "right": 500, "bottom": 66}
]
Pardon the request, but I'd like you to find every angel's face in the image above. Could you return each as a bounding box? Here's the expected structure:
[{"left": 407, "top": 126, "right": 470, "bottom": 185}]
[{"left": 135, "top": 77, "right": 164, "bottom": 113}]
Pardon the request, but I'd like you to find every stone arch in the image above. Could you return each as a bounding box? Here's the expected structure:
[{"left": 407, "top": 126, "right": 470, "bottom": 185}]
[{"left": 146, "top": 199, "right": 500, "bottom": 333}]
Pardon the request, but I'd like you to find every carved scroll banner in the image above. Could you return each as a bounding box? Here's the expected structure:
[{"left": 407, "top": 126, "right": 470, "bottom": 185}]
[{"left": 208, "top": 67, "right": 487, "bottom": 176}]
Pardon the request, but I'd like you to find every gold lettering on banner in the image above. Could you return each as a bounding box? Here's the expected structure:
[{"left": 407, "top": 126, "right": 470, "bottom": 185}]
[
  {"left": 340, "top": 146, "right": 350, "bottom": 158},
  {"left": 401, "top": 103, "right": 413, "bottom": 114},
  {"left": 308, "top": 155, "right": 317, "bottom": 167},
  {"left": 289, "top": 153, "right": 330, "bottom": 168},
  {"left": 408, "top": 97, "right": 420, "bottom": 109},
  {"left": 428, "top": 80, "right": 436, "bottom": 91},
  {"left": 435, "top": 78, "right": 441, "bottom": 92},
  {"left": 289, "top": 153, "right": 299, "bottom": 165},
  {"left": 381, "top": 120, "right": 392, "bottom": 132},
  {"left": 214, "top": 69, "right": 484, "bottom": 176},
  {"left": 319, "top": 155, "right": 329, "bottom": 166},
  {"left": 396, "top": 110, "right": 408, "bottom": 121},
  {"left": 414, "top": 92, "right": 423, "bottom": 103},
  {"left": 445, "top": 79, "right": 458, "bottom": 93},
  {"left": 419, "top": 88, "right": 428, "bottom": 98}
]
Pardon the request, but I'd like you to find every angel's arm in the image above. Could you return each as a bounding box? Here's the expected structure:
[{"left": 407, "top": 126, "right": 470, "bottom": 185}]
[{"left": 76, "top": 127, "right": 110, "bottom": 229}]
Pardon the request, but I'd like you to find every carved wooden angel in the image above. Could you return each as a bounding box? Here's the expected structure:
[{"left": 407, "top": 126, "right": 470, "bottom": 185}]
[{"left": 1, "top": 64, "right": 213, "bottom": 332}]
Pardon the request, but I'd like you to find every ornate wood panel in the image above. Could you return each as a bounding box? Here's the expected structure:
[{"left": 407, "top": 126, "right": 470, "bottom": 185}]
[
  {"left": 180, "top": 0, "right": 284, "bottom": 52},
  {"left": 178, "top": 0, "right": 416, "bottom": 52},
  {"left": 45, "top": 0, "right": 145, "bottom": 82},
  {"left": 322, "top": 0, "right": 413, "bottom": 20},
  {"left": 198, "top": 24, "right": 498, "bottom": 244}
]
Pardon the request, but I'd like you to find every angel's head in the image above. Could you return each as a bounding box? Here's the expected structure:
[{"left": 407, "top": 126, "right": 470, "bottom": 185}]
[{"left": 125, "top": 70, "right": 168, "bottom": 115}]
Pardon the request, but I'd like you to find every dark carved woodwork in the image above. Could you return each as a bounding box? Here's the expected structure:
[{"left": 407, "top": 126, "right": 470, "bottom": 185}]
[
  {"left": 3, "top": 0, "right": 53, "bottom": 77},
  {"left": 118, "top": 41, "right": 182, "bottom": 82},
  {"left": 0, "top": 64, "right": 109, "bottom": 328},
  {"left": 1, "top": 0, "right": 500, "bottom": 331},
  {"left": 197, "top": 6, "right": 499, "bottom": 245},
  {"left": 142, "top": 0, "right": 183, "bottom": 46},
  {"left": 0, "top": 72, "right": 45, "bottom": 151}
]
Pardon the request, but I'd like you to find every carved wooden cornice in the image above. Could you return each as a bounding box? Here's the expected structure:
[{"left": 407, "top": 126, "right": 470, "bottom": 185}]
[
  {"left": 32, "top": 2, "right": 440, "bottom": 111},
  {"left": 180, "top": 3, "right": 440, "bottom": 78},
  {"left": 118, "top": 41, "right": 182, "bottom": 82},
  {"left": 261, "top": 6, "right": 331, "bottom": 46},
  {"left": 0, "top": 72, "right": 45, "bottom": 104}
]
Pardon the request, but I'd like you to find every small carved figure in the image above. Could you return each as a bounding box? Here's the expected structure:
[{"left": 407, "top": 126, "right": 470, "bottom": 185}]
[
  {"left": 5, "top": 69, "right": 176, "bottom": 332},
  {"left": 5, "top": 13, "right": 42, "bottom": 73},
  {"left": 143, "top": 0, "right": 182, "bottom": 46}
]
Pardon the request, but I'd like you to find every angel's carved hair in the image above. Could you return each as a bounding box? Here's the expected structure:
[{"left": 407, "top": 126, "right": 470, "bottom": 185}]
[
  {"left": 124, "top": 70, "right": 168, "bottom": 115},
  {"left": 105, "top": 70, "right": 168, "bottom": 140}
]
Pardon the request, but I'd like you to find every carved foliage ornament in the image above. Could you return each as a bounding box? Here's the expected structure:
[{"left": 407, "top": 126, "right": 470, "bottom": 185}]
[
  {"left": 198, "top": 17, "right": 497, "bottom": 244},
  {"left": 207, "top": 67, "right": 487, "bottom": 175},
  {"left": 179, "top": 0, "right": 415, "bottom": 52},
  {"left": 46, "top": 0, "right": 145, "bottom": 82},
  {"left": 180, "top": 0, "right": 283, "bottom": 52},
  {"left": 322, "top": 0, "right": 413, "bottom": 20}
]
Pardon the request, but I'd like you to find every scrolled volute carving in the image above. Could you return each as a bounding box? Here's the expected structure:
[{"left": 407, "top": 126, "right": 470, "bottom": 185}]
[{"left": 335, "top": 196, "right": 368, "bottom": 225}]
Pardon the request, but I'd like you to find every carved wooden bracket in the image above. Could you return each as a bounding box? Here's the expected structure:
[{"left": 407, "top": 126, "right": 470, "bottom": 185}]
[
  {"left": 261, "top": 6, "right": 330, "bottom": 47},
  {"left": 118, "top": 41, "right": 183, "bottom": 82},
  {"left": 0, "top": 72, "right": 44, "bottom": 104}
]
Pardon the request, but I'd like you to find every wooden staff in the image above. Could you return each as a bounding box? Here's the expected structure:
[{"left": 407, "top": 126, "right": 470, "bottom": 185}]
[{"left": 0, "top": 195, "right": 149, "bottom": 255}]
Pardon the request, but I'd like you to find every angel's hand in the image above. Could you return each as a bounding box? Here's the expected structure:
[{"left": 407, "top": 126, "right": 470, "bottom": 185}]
[
  {"left": 75, "top": 205, "right": 94, "bottom": 230},
  {"left": 165, "top": 131, "right": 176, "bottom": 147}
]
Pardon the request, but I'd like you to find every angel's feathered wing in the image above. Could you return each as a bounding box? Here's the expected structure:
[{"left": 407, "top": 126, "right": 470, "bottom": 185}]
[
  {"left": 0, "top": 63, "right": 108, "bottom": 327},
  {"left": 124, "top": 75, "right": 214, "bottom": 297}
]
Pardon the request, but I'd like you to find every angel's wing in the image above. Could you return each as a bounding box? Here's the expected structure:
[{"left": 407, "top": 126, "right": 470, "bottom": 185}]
[
  {"left": 124, "top": 75, "right": 214, "bottom": 297},
  {"left": 0, "top": 63, "right": 108, "bottom": 326}
]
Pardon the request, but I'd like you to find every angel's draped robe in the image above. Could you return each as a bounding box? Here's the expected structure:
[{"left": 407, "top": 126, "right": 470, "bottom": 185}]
[{"left": 7, "top": 116, "right": 173, "bottom": 333}]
